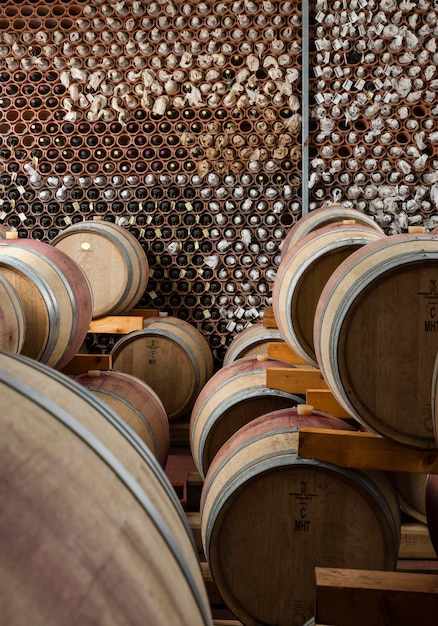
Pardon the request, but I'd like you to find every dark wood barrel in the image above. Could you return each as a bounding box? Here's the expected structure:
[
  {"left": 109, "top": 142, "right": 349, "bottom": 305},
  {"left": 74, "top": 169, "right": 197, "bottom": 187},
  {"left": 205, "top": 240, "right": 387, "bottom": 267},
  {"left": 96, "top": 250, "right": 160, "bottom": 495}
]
[
  {"left": 0, "top": 349, "right": 211, "bottom": 626},
  {"left": 222, "top": 322, "right": 284, "bottom": 366},
  {"left": 0, "top": 272, "right": 25, "bottom": 353},
  {"left": 314, "top": 233, "right": 438, "bottom": 450},
  {"left": 111, "top": 315, "right": 214, "bottom": 420},
  {"left": 75, "top": 370, "right": 170, "bottom": 468},
  {"left": 0, "top": 238, "right": 92, "bottom": 369},
  {"left": 281, "top": 204, "right": 384, "bottom": 257},
  {"left": 190, "top": 356, "right": 304, "bottom": 479},
  {"left": 201, "top": 407, "right": 401, "bottom": 626},
  {"left": 273, "top": 223, "right": 385, "bottom": 367},
  {"left": 389, "top": 471, "right": 427, "bottom": 523},
  {"left": 51, "top": 220, "right": 149, "bottom": 318}
]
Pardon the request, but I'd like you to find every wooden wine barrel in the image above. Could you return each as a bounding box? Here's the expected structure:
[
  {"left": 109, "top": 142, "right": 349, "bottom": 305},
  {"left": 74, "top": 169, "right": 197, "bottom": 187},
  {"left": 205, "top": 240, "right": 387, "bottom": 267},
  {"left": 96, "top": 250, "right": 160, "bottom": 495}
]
[
  {"left": 0, "top": 273, "right": 25, "bottom": 353},
  {"left": 222, "top": 322, "right": 284, "bottom": 366},
  {"left": 190, "top": 356, "right": 304, "bottom": 479},
  {"left": 75, "top": 370, "right": 170, "bottom": 468},
  {"left": 111, "top": 316, "right": 214, "bottom": 420},
  {"left": 273, "top": 223, "right": 385, "bottom": 367},
  {"left": 0, "top": 350, "right": 211, "bottom": 626},
  {"left": 314, "top": 233, "right": 438, "bottom": 450},
  {"left": 281, "top": 204, "right": 384, "bottom": 257},
  {"left": 389, "top": 472, "right": 427, "bottom": 524},
  {"left": 201, "top": 407, "right": 401, "bottom": 626},
  {"left": 51, "top": 220, "right": 149, "bottom": 318},
  {"left": 0, "top": 238, "right": 92, "bottom": 369}
]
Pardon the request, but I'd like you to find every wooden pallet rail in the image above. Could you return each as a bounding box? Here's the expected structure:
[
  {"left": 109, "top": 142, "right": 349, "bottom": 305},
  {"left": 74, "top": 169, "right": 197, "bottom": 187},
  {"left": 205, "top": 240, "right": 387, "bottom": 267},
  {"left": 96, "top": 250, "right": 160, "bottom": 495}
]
[
  {"left": 87, "top": 308, "right": 159, "bottom": 334},
  {"left": 60, "top": 353, "right": 113, "bottom": 376},
  {"left": 314, "top": 567, "right": 438, "bottom": 626},
  {"left": 267, "top": 341, "right": 309, "bottom": 366},
  {"left": 297, "top": 427, "right": 438, "bottom": 474},
  {"left": 266, "top": 366, "right": 329, "bottom": 395}
]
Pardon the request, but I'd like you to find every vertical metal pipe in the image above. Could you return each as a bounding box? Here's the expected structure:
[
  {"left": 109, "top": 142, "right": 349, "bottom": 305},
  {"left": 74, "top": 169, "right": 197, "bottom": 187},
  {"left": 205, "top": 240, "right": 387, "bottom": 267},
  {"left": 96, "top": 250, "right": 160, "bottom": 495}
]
[{"left": 301, "top": 0, "right": 309, "bottom": 216}]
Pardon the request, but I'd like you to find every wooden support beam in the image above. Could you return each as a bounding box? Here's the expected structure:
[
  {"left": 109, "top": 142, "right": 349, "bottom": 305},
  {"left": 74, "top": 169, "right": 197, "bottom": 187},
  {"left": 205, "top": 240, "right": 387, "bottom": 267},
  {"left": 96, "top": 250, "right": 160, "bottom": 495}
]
[
  {"left": 124, "top": 308, "right": 159, "bottom": 318},
  {"left": 315, "top": 567, "right": 438, "bottom": 626},
  {"left": 266, "top": 366, "right": 328, "bottom": 395},
  {"left": 262, "top": 307, "right": 277, "bottom": 328},
  {"left": 60, "top": 353, "right": 112, "bottom": 376},
  {"left": 88, "top": 315, "right": 145, "bottom": 334},
  {"left": 186, "top": 471, "right": 204, "bottom": 512},
  {"left": 186, "top": 511, "right": 203, "bottom": 554},
  {"left": 297, "top": 428, "right": 438, "bottom": 474},
  {"left": 305, "top": 388, "right": 352, "bottom": 419},
  {"left": 267, "top": 342, "right": 309, "bottom": 366}
]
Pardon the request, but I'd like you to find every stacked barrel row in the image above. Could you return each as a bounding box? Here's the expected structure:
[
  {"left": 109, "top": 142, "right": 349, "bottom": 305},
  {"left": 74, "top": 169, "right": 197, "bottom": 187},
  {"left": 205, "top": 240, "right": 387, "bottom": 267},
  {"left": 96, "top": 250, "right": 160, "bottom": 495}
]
[
  {"left": 184, "top": 324, "right": 402, "bottom": 623},
  {"left": 161, "top": 204, "right": 438, "bottom": 625},
  {"left": 0, "top": 221, "right": 218, "bottom": 624}
]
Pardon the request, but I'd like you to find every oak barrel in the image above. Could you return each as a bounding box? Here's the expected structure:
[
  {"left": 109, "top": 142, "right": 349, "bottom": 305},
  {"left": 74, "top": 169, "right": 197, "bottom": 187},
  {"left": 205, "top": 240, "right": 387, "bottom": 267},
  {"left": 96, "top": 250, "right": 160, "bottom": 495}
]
[
  {"left": 51, "top": 220, "right": 149, "bottom": 318},
  {"left": 201, "top": 407, "right": 401, "bottom": 626},
  {"left": 314, "top": 233, "right": 438, "bottom": 449},
  {"left": 222, "top": 322, "right": 284, "bottom": 366},
  {"left": 0, "top": 273, "right": 25, "bottom": 353},
  {"left": 0, "top": 350, "right": 211, "bottom": 626},
  {"left": 75, "top": 370, "right": 170, "bottom": 468},
  {"left": 111, "top": 316, "right": 214, "bottom": 420},
  {"left": 281, "top": 204, "right": 384, "bottom": 257},
  {"left": 273, "top": 223, "right": 385, "bottom": 367},
  {"left": 389, "top": 472, "right": 427, "bottom": 524},
  {"left": 190, "top": 356, "right": 303, "bottom": 479},
  {"left": 0, "top": 238, "right": 92, "bottom": 369}
]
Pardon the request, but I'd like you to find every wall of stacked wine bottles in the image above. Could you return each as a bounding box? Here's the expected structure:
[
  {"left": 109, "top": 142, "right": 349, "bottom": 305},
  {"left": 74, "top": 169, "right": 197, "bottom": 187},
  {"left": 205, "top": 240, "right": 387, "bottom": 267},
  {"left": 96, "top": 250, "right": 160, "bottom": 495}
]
[{"left": 0, "top": 0, "right": 436, "bottom": 367}]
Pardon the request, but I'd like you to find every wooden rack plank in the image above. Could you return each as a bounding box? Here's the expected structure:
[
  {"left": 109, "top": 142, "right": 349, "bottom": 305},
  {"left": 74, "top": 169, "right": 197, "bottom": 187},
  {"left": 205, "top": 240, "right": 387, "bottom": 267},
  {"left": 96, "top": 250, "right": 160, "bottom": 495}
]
[
  {"left": 305, "top": 388, "right": 352, "bottom": 419},
  {"left": 60, "top": 353, "right": 112, "bottom": 376},
  {"left": 88, "top": 315, "right": 145, "bottom": 334},
  {"left": 297, "top": 427, "right": 438, "bottom": 474},
  {"left": 398, "top": 523, "right": 436, "bottom": 560},
  {"left": 314, "top": 567, "right": 438, "bottom": 626},
  {"left": 266, "top": 366, "right": 329, "bottom": 395},
  {"left": 267, "top": 342, "right": 309, "bottom": 366}
]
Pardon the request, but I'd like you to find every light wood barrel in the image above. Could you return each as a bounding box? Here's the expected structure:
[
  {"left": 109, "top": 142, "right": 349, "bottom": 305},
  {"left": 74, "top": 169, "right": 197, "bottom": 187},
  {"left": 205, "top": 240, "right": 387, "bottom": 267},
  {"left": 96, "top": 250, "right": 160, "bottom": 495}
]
[
  {"left": 75, "top": 370, "right": 170, "bottom": 468},
  {"left": 314, "top": 233, "right": 438, "bottom": 450},
  {"left": 0, "top": 239, "right": 92, "bottom": 369},
  {"left": 190, "top": 356, "right": 304, "bottom": 479},
  {"left": 0, "top": 350, "right": 211, "bottom": 626},
  {"left": 281, "top": 204, "right": 384, "bottom": 257},
  {"left": 51, "top": 220, "right": 149, "bottom": 318},
  {"left": 273, "top": 223, "right": 385, "bottom": 367},
  {"left": 222, "top": 322, "right": 284, "bottom": 366},
  {"left": 0, "top": 273, "right": 26, "bottom": 353},
  {"left": 111, "top": 316, "right": 214, "bottom": 420},
  {"left": 201, "top": 407, "right": 401, "bottom": 626}
]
